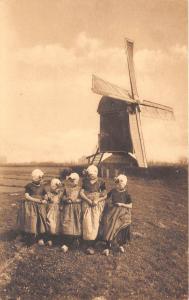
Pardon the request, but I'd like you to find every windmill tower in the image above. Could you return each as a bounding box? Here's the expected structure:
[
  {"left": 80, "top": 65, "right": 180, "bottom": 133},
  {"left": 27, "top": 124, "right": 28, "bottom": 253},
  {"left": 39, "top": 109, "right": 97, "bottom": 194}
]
[{"left": 87, "top": 38, "right": 174, "bottom": 168}]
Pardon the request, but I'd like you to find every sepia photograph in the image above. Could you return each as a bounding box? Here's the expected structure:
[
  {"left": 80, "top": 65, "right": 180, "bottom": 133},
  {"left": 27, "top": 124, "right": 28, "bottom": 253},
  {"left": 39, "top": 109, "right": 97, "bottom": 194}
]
[{"left": 0, "top": 0, "right": 188, "bottom": 299}]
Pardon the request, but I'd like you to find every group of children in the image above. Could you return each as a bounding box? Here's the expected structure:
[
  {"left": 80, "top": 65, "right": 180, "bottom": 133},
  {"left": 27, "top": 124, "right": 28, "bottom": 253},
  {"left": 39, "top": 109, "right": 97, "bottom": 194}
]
[{"left": 17, "top": 165, "right": 132, "bottom": 256}]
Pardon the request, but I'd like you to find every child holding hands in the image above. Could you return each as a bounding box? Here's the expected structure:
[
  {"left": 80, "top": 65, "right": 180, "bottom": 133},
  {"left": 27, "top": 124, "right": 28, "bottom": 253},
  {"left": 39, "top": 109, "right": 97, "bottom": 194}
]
[
  {"left": 17, "top": 169, "right": 48, "bottom": 246},
  {"left": 80, "top": 165, "right": 107, "bottom": 255},
  {"left": 45, "top": 178, "right": 63, "bottom": 246},
  {"left": 60, "top": 173, "right": 82, "bottom": 252},
  {"left": 101, "top": 174, "right": 132, "bottom": 256}
]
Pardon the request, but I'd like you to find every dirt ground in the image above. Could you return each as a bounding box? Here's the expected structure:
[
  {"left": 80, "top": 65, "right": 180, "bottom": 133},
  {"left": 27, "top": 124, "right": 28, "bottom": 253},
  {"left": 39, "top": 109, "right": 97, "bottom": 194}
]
[{"left": 0, "top": 166, "right": 188, "bottom": 300}]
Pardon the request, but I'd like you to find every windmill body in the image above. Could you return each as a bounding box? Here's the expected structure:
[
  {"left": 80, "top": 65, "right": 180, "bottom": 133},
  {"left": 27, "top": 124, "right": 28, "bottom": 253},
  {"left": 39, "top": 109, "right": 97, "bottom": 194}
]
[
  {"left": 87, "top": 39, "right": 174, "bottom": 168},
  {"left": 98, "top": 97, "right": 133, "bottom": 154}
]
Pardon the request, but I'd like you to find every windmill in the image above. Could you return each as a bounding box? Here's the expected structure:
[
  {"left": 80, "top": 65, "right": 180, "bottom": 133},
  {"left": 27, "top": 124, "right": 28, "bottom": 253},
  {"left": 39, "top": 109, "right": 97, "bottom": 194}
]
[{"left": 87, "top": 38, "right": 174, "bottom": 168}]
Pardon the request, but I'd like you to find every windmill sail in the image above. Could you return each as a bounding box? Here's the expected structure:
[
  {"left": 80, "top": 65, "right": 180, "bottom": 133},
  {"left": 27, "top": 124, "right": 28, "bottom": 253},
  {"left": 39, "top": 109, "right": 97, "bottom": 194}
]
[
  {"left": 125, "top": 39, "right": 147, "bottom": 166},
  {"left": 91, "top": 37, "right": 175, "bottom": 169},
  {"left": 129, "top": 110, "right": 148, "bottom": 168},
  {"left": 125, "top": 39, "right": 139, "bottom": 100},
  {"left": 92, "top": 74, "right": 135, "bottom": 103},
  {"left": 140, "top": 100, "right": 174, "bottom": 120}
]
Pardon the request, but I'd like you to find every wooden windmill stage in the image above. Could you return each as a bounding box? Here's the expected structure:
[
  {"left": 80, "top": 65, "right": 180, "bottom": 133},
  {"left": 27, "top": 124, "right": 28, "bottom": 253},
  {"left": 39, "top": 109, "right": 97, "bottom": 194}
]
[{"left": 87, "top": 38, "right": 174, "bottom": 168}]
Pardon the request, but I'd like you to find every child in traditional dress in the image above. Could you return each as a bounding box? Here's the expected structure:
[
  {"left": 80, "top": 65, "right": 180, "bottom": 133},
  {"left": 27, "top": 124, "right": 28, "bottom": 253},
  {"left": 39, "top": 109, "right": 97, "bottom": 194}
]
[
  {"left": 45, "top": 178, "right": 63, "bottom": 246},
  {"left": 17, "top": 169, "right": 47, "bottom": 246},
  {"left": 80, "top": 165, "right": 107, "bottom": 255},
  {"left": 101, "top": 174, "right": 132, "bottom": 256},
  {"left": 60, "top": 173, "right": 82, "bottom": 252}
]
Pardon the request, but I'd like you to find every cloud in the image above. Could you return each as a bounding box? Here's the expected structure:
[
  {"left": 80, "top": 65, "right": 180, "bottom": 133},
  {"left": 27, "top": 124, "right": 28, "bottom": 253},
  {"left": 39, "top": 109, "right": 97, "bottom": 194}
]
[
  {"left": 14, "top": 32, "right": 187, "bottom": 99},
  {"left": 16, "top": 44, "right": 77, "bottom": 68},
  {"left": 141, "top": 117, "right": 187, "bottom": 163},
  {"left": 135, "top": 45, "right": 187, "bottom": 75},
  {"left": 135, "top": 46, "right": 187, "bottom": 99},
  {"left": 14, "top": 32, "right": 128, "bottom": 90},
  {"left": 170, "top": 44, "right": 187, "bottom": 56},
  {"left": 76, "top": 32, "right": 102, "bottom": 52}
]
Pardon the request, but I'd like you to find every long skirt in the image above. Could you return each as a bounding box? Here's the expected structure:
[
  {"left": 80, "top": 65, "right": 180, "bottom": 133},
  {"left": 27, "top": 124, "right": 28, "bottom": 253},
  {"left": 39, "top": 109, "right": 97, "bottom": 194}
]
[
  {"left": 60, "top": 203, "right": 82, "bottom": 236},
  {"left": 82, "top": 200, "right": 105, "bottom": 241},
  {"left": 17, "top": 200, "right": 48, "bottom": 235},
  {"left": 101, "top": 206, "right": 131, "bottom": 243},
  {"left": 46, "top": 203, "right": 60, "bottom": 235}
]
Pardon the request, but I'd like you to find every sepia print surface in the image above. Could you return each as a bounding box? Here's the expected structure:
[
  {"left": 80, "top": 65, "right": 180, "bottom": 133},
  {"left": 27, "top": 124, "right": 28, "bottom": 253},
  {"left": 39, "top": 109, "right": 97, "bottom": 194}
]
[{"left": 0, "top": 0, "right": 188, "bottom": 299}]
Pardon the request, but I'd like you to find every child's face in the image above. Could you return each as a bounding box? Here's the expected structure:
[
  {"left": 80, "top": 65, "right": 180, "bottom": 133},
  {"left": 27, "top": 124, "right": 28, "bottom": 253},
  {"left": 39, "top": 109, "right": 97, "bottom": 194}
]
[
  {"left": 33, "top": 176, "right": 43, "bottom": 184},
  {"left": 88, "top": 172, "right": 98, "bottom": 180},
  {"left": 69, "top": 178, "right": 78, "bottom": 187},
  {"left": 116, "top": 179, "right": 126, "bottom": 190},
  {"left": 51, "top": 184, "right": 59, "bottom": 192},
  {"left": 51, "top": 180, "right": 62, "bottom": 192}
]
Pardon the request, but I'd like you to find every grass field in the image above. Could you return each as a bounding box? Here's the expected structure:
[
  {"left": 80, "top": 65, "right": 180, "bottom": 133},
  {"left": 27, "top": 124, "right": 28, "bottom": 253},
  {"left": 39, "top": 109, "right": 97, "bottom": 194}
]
[{"left": 0, "top": 166, "right": 188, "bottom": 300}]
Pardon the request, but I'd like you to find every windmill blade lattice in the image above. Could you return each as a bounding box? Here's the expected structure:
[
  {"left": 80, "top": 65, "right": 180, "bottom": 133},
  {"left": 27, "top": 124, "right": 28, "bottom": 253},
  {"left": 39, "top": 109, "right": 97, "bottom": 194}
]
[
  {"left": 125, "top": 39, "right": 139, "bottom": 100},
  {"left": 92, "top": 74, "right": 134, "bottom": 103},
  {"left": 140, "top": 100, "right": 174, "bottom": 120}
]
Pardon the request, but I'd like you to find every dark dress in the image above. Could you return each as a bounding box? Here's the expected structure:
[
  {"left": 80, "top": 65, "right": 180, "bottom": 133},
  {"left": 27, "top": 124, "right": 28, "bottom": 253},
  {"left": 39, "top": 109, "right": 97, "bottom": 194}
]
[
  {"left": 101, "top": 188, "right": 132, "bottom": 245},
  {"left": 17, "top": 182, "right": 47, "bottom": 235}
]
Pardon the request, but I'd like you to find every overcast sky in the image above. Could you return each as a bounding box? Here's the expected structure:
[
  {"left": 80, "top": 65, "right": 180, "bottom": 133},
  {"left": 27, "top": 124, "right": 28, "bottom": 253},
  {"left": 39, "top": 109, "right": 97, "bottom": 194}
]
[{"left": 0, "top": 0, "right": 187, "bottom": 163}]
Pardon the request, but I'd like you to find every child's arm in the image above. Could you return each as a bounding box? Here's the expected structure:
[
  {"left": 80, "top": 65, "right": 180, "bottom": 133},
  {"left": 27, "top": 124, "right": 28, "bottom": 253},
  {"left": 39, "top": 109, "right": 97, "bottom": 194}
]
[
  {"left": 25, "top": 193, "right": 47, "bottom": 204},
  {"left": 104, "top": 190, "right": 114, "bottom": 208},
  {"left": 116, "top": 203, "right": 132, "bottom": 208},
  {"left": 44, "top": 192, "right": 54, "bottom": 203},
  {"left": 60, "top": 189, "right": 72, "bottom": 204},
  {"left": 75, "top": 199, "right": 81, "bottom": 203},
  {"left": 44, "top": 193, "right": 49, "bottom": 201},
  {"left": 96, "top": 193, "right": 107, "bottom": 203},
  {"left": 116, "top": 192, "right": 132, "bottom": 208},
  {"left": 80, "top": 189, "right": 94, "bottom": 206},
  {"left": 65, "top": 199, "right": 72, "bottom": 204},
  {"left": 96, "top": 180, "right": 107, "bottom": 203}
]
